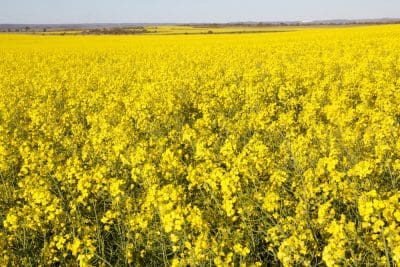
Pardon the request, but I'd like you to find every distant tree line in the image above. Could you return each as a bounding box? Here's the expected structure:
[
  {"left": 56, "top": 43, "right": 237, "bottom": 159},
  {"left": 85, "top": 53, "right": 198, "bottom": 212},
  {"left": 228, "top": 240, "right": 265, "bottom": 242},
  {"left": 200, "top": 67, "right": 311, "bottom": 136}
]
[
  {"left": 82, "top": 27, "right": 148, "bottom": 35},
  {"left": 181, "top": 21, "right": 400, "bottom": 28},
  {"left": 0, "top": 27, "right": 47, "bottom": 33}
]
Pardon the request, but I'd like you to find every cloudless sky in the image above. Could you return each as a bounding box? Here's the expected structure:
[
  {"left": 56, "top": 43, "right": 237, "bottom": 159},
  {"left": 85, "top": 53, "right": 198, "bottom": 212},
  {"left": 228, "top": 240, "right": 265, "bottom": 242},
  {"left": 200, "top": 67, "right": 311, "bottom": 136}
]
[{"left": 1, "top": 0, "right": 399, "bottom": 24}]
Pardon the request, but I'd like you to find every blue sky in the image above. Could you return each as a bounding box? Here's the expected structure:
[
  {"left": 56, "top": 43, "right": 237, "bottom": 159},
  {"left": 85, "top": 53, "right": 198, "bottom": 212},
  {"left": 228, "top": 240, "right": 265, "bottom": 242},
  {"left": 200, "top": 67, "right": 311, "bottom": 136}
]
[{"left": 1, "top": 0, "right": 399, "bottom": 24}]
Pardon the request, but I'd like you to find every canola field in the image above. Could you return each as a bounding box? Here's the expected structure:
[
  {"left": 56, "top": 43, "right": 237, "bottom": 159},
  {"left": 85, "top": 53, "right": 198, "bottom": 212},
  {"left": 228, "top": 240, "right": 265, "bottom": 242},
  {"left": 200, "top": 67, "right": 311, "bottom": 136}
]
[{"left": 1, "top": 25, "right": 400, "bottom": 266}]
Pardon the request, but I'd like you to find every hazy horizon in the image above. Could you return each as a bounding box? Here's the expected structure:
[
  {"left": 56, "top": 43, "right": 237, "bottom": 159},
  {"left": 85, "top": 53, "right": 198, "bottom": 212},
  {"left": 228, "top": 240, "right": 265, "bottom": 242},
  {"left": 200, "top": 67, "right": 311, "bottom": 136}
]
[
  {"left": 1, "top": 17, "right": 400, "bottom": 26},
  {"left": 1, "top": 0, "right": 399, "bottom": 24}
]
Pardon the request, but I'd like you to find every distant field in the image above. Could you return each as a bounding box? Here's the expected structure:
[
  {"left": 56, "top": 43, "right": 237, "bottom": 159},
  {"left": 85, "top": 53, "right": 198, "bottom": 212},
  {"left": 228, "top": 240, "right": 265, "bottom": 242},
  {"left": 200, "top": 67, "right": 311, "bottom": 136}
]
[
  {"left": 1, "top": 24, "right": 393, "bottom": 36},
  {"left": 145, "top": 25, "right": 301, "bottom": 34},
  {"left": 3, "top": 25, "right": 310, "bottom": 35}
]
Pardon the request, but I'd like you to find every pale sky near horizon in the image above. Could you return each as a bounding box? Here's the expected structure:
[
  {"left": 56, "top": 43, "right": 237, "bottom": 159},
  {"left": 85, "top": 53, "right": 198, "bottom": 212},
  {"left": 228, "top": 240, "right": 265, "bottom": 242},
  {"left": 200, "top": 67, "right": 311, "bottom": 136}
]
[{"left": 1, "top": 0, "right": 399, "bottom": 24}]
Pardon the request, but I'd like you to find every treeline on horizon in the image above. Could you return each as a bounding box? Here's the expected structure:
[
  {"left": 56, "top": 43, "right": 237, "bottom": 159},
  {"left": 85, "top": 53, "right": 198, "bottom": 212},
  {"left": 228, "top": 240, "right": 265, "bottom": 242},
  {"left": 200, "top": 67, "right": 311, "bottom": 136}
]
[{"left": 1, "top": 20, "right": 400, "bottom": 34}]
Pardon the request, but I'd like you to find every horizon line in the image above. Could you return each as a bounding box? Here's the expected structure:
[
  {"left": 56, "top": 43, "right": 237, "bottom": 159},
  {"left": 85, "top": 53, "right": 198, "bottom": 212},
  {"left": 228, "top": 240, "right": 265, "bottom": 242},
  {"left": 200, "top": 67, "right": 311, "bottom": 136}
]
[{"left": 1, "top": 17, "right": 400, "bottom": 26}]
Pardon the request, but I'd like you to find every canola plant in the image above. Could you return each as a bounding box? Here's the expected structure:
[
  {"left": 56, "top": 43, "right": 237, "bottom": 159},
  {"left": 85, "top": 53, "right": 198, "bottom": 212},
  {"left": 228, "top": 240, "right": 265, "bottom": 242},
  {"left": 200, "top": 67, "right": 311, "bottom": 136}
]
[{"left": 1, "top": 25, "right": 400, "bottom": 266}]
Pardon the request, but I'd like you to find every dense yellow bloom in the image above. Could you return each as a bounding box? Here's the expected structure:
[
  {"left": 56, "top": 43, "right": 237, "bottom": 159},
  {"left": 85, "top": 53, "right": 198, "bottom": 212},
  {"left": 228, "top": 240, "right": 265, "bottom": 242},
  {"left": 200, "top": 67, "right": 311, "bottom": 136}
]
[{"left": 2, "top": 25, "right": 400, "bottom": 266}]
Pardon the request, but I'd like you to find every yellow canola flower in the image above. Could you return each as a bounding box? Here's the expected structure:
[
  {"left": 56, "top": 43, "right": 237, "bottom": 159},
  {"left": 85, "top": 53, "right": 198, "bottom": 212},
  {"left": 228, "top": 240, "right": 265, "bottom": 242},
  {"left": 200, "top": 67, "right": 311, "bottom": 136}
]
[{"left": 69, "top": 239, "right": 82, "bottom": 256}]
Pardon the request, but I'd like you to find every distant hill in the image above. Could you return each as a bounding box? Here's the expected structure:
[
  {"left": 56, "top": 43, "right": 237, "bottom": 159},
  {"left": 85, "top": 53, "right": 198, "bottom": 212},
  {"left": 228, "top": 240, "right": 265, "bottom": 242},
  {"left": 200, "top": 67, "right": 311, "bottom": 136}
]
[
  {"left": 219, "top": 18, "right": 400, "bottom": 26},
  {"left": 308, "top": 18, "right": 400, "bottom": 25}
]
